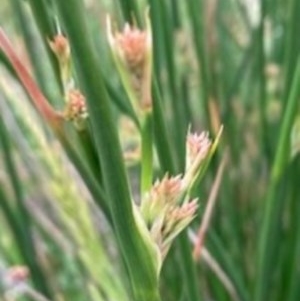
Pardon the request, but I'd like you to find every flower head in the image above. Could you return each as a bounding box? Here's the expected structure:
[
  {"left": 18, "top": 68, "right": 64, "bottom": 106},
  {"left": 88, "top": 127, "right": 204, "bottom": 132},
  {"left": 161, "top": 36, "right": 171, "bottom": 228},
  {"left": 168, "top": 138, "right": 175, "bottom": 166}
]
[
  {"left": 183, "top": 127, "right": 223, "bottom": 191},
  {"left": 114, "top": 24, "right": 148, "bottom": 73},
  {"left": 186, "top": 130, "right": 211, "bottom": 171},
  {"left": 140, "top": 174, "right": 197, "bottom": 259},
  {"left": 106, "top": 12, "right": 153, "bottom": 112},
  {"left": 64, "top": 89, "right": 88, "bottom": 130},
  {"left": 49, "top": 34, "right": 70, "bottom": 64},
  {"left": 49, "top": 34, "right": 72, "bottom": 88},
  {"left": 161, "top": 199, "right": 198, "bottom": 256}
]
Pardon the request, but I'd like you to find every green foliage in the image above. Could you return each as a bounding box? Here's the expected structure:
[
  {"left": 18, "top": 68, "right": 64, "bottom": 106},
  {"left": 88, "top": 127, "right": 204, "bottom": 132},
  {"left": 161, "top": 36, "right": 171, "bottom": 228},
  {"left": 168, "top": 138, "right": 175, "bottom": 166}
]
[{"left": 0, "top": 0, "right": 300, "bottom": 301}]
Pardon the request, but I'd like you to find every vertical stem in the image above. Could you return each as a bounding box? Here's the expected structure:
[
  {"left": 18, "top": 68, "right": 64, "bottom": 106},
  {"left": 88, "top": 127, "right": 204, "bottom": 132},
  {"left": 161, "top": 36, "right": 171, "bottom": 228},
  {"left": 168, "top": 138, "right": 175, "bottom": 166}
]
[
  {"left": 257, "top": 0, "right": 270, "bottom": 160},
  {"left": 176, "top": 234, "right": 203, "bottom": 301},
  {"left": 185, "top": 0, "right": 211, "bottom": 129},
  {"left": 26, "top": 0, "right": 62, "bottom": 91},
  {"left": 152, "top": 81, "right": 203, "bottom": 301},
  {"left": 282, "top": 0, "right": 300, "bottom": 107},
  {"left": 141, "top": 112, "right": 153, "bottom": 194},
  {"left": 255, "top": 57, "right": 300, "bottom": 301},
  {"left": 54, "top": 1, "right": 160, "bottom": 300},
  {"left": 286, "top": 159, "right": 300, "bottom": 301}
]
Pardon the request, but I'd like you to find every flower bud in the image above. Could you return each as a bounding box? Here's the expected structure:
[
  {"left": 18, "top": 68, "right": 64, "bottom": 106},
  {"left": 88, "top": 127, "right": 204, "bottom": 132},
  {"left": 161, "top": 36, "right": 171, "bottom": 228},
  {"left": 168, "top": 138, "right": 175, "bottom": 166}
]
[
  {"left": 183, "top": 126, "right": 223, "bottom": 191},
  {"left": 114, "top": 23, "right": 148, "bottom": 74},
  {"left": 140, "top": 174, "right": 197, "bottom": 260},
  {"left": 49, "top": 34, "right": 72, "bottom": 89},
  {"left": 106, "top": 12, "right": 153, "bottom": 113},
  {"left": 186, "top": 131, "right": 212, "bottom": 171},
  {"left": 64, "top": 89, "right": 88, "bottom": 130},
  {"left": 49, "top": 34, "right": 70, "bottom": 64}
]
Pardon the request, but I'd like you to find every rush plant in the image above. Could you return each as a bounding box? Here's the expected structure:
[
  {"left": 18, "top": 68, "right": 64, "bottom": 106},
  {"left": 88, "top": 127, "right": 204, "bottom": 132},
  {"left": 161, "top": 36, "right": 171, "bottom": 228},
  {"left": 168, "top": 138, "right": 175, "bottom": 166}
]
[{"left": 0, "top": 1, "right": 300, "bottom": 301}]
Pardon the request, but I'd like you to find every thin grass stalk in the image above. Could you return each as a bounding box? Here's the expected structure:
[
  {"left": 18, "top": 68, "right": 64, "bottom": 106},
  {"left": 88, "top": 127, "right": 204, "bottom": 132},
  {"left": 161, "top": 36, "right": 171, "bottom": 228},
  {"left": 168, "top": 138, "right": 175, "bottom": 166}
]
[
  {"left": 26, "top": 0, "right": 62, "bottom": 91},
  {"left": 152, "top": 81, "right": 176, "bottom": 173},
  {"left": 40, "top": 129, "right": 111, "bottom": 221},
  {"left": 193, "top": 152, "right": 228, "bottom": 260},
  {"left": 282, "top": 0, "right": 300, "bottom": 108},
  {"left": 152, "top": 82, "right": 203, "bottom": 300},
  {"left": 148, "top": 0, "right": 187, "bottom": 172},
  {"left": 156, "top": 0, "right": 186, "bottom": 168},
  {"left": 206, "top": 232, "right": 249, "bottom": 301},
  {"left": 263, "top": 169, "right": 289, "bottom": 301},
  {"left": 0, "top": 29, "right": 61, "bottom": 129},
  {"left": 53, "top": 1, "right": 160, "bottom": 300},
  {"left": 224, "top": 30, "right": 256, "bottom": 104},
  {"left": 141, "top": 112, "right": 153, "bottom": 194},
  {"left": 170, "top": 0, "right": 181, "bottom": 29},
  {"left": 275, "top": 157, "right": 300, "bottom": 301},
  {"left": 0, "top": 187, "right": 19, "bottom": 235},
  {"left": 148, "top": 0, "right": 165, "bottom": 83},
  {"left": 221, "top": 23, "right": 256, "bottom": 166},
  {"left": 180, "top": 76, "right": 195, "bottom": 127},
  {"left": 76, "top": 129, "right": 101, "bottom": 179},
  {"left": 208, "top": 272, "right": 230, "bottom": 301},
  {"left": 256, "top": 0, "right": 270, "bottom": 161},
  {"left": 104, "top": 78, "right": 139, "bottom": 126},
  {"left": 255, "top": 57, "right": 300, "bottom": 301},
  {"left": 152, "top": 84, "right": 203, "bottom": 301},
  {"left": 9, "top": 0, "right": 59, "bottom": 104},
  {"left": 176, "top": 235, "right": 203, "bottom": 301},
  {"left": 286, "top": 159, "right": 300, "bottom": 301},
  {"left": 189, "top": 231, "right": 240, "bottom": 301},
  {"left": 185, "top": 0, "right": 211, "bottom": 129}
]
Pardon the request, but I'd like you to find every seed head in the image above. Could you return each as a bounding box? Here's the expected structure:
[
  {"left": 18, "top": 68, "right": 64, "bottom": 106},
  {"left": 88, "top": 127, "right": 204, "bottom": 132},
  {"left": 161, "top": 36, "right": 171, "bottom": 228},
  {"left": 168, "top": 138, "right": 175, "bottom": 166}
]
[
  {"left": 64, "top": 89, "right": 88, "bottom": 130},
  {"left": 141, "top": 174, "right": 182, "bottom": 224},
  {"left": 186, "top": 131, "right": 211, "bottom": 171},
  {"left": 106, "top": 13, "right": 153, "bottom": 112},
  {"left": 140, "top": 174, "right": 198, "bottom": 259},
  {"left": 49, "top": 34, "right": 70, "bottom": 63},
  {"left": 115, "top": 24, "right": 148, "bottom": 72}
]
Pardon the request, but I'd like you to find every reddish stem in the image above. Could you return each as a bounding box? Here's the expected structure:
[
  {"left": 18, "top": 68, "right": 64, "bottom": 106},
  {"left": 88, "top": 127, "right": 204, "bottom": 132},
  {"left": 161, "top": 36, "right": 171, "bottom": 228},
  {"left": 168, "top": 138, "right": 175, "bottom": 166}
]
[
  {"left": 193, "top": 151, "right": 228, "bottom": 260},
  {"left": 0, "top": 28, "right": 62, "bottom": 130}
]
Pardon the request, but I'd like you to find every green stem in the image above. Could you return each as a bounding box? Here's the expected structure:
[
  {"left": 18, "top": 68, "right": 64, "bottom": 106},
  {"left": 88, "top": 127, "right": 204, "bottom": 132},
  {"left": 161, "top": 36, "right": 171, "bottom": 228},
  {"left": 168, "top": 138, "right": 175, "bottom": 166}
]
[
  {"left": 54, "top": 1, "right": 160, "bottom": 300},
  {"left": 141, "top": 112, "right": 153, "bottom": 194},
  {"left": 185, "top": 0, "right": 211, "bottom": 129},
  {"left": 176, "top": 234, "right": 203, "bottom": 301},
  {"left": 152, "top": 81, "right": 176, "bottom": 173},
  {"left": 282, "top": 0, "right": 300, "bottom": 108},
  {"left": 9, "top": 0, "right": 60, "bottom": 106},
  {"left": 255, "top": 57, "right": 300, "bottom": 301},
  {"left": 56, "top": 131, "right": 111, "bottom": 221},
  {"left": 26, "top": 0, "right": 62, "bottom": 92},
  {"left": 207, "top": 231, "right": 249, "bottom": 301},
  {"left": 257, "top": 0, "right": 270, "bottom": 161},
  {"left": 152, "top": 82, "right": 203, "bottom": 301},
  {"left": 286, "top": 157, "right": 300, "bottom": 301}
]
